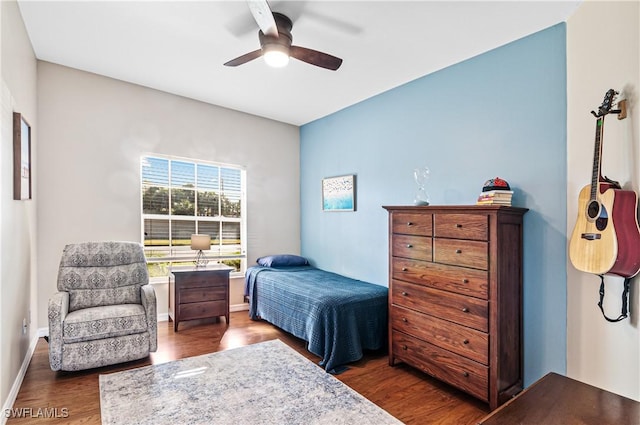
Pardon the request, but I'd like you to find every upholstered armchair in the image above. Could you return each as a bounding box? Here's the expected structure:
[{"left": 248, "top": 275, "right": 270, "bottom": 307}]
[{"left": 48, "top": 241, "right": 157, "bottom": 371}]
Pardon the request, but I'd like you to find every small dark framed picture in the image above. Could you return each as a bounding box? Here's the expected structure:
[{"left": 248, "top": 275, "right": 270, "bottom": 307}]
[
  {"left": 13, "top": 112, "right": 31, "bottom": 200},
  {"left": 322, "top": 174, "right": 356, "bottom": 212}
]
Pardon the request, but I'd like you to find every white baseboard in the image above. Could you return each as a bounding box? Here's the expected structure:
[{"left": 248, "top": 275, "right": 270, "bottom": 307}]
[
  {"left": 1, "top": 332, "right": 40, "bottom": 425},
  {"left": 231, "top": 303, "right": 249, "bottom": 312}
]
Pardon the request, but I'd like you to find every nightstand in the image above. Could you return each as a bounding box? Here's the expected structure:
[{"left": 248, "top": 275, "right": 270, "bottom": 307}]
[{"left": 168, "top": 265, "right": 233, "bottom": 331}]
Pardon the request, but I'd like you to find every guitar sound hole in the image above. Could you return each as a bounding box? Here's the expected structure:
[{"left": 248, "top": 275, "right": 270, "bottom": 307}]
[{"left": 587, "top": 200, "right": 600, "bottom": 219}]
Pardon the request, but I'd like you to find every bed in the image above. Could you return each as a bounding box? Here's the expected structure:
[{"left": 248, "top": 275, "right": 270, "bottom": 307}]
[{"left": 245, "top": 257, "right": 388, "bottom": 373}]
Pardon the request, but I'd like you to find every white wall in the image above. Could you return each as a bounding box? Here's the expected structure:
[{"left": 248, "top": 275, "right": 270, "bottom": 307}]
[
  {"left": 567, "top": 0, "right": 640, "bottom": 399},
  {"left": 0, "top": 0, "right": 38, "bottom": 413},
  {"left": 36, "top": 62, "right": 300, "bottom": 328}
]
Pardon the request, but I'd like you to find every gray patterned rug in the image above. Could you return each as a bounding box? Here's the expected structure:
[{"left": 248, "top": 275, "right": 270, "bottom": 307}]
[{"left": 99, "top": 339, "right": 402, "bottom": 425}]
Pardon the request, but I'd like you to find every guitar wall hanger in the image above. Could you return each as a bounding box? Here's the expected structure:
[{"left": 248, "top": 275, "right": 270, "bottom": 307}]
[
  {"left": 616, "top": 99, "right": 627, "bottom": 120},
  {"left": 591, "top": 108, "right": 622, "bottom": 118}
]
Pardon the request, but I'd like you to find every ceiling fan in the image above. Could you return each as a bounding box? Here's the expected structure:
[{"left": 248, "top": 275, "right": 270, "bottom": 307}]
[{"left": 224, "top": 0, "right": 343, "bottom": 71}]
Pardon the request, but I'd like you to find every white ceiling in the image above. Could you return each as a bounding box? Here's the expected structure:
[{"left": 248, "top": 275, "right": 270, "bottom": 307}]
[{"left": 17, "top": 0, "right": 581, "bottom": 126}]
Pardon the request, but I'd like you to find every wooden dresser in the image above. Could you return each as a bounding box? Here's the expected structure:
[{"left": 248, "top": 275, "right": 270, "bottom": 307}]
[
  {"left": 169, "top": 265, "right": 233, "bottom": 331},
  {"left": 383, "top": 205, "right": 528, "bottom": 410}
]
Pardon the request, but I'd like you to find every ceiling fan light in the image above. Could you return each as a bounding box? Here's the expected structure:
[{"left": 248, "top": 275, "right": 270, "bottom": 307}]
[{"left": 263, "top": 46, "right": 289, "bottom": 68}]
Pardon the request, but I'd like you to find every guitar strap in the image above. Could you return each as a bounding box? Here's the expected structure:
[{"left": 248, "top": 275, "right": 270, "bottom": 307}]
[{"left": 597, "top": 274, "right": 631, "bottom": 322}]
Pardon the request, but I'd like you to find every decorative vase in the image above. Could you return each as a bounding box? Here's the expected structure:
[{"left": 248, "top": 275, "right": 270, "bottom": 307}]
[{"left": 413, "top": 167, "right": 430, "bottom": 206}]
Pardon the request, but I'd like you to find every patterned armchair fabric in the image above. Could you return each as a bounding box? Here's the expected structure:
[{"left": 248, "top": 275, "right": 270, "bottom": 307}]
[{"left": 48, "top": 241, "right": 157, "bottom": 371}]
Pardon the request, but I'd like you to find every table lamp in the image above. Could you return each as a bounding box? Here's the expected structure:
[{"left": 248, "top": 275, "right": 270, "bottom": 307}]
[{"left": 191, "top": 234, "right": 211, "bottom": 267}]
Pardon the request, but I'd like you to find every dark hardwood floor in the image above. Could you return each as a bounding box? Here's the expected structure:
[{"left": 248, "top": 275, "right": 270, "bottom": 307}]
[{"left": 7, "top": 312, "right": 489, "bottom": 424}]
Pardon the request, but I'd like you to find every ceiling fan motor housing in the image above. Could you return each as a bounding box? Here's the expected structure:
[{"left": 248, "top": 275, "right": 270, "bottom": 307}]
[{"left": 259, "top": 13, "right": 293, "bottom": 53}]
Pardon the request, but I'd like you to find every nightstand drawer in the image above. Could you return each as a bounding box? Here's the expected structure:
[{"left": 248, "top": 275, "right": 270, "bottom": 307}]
[
  {"left": 392, "top": 280, "right": 488, "bottom": 332},
  {"left": 178, "top": 300, "right": 227, "bottom": 321},
  {"left": 180, "top": 286, "right": 226, "bottom": 303},
  {"left": 177, "top": 274, "right": 228, "bottom": 289},
  {"left": 391, "top": 305, "right": 488, "bottom": 364}
]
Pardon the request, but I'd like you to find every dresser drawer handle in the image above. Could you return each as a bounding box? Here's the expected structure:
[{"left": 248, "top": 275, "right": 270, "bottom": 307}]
[
  {"left": 407, "top": 222, "right": 413, "bottom": 226},
  {"left": 463, "top": 339, "right": 469, "bottom": 345},
  {"left": 462, "top": 278, "right": 469, "bottom": 284},
  {"left": 406, "top": 244, "right": 413, "bottom": 248},
  {"left": 402, "top": 345, "right": 408, "bottom": 350},
  {"left": 462, "top": 371, "right": 469, "bottom": 378},
  {"left": 402, "top": 317, "right": 408, "bottom": 323},
  {"left": 401, "top": 291, "right": 408, "bottom": 296},
  {"left": 461, "top": 307, "right": 469, "bottom": 313},
  {"left": 455, "top": 249, "right": 462, "bottom": 254},
  {"left": 456, "top": 224, "right": 463, "bottom": 228},
  {"left": 402, "top": 267, "right": 408, "bottom": 272}
]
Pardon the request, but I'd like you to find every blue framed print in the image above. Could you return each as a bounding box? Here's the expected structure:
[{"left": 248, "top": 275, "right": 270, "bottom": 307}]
[{"left": 322, "top": 174, "right": 356, "bottom": 212}]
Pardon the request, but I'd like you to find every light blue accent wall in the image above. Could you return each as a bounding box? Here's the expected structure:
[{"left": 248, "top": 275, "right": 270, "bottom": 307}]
[{"left": 300, "top": 24, "right": 567, "bottom": 386}]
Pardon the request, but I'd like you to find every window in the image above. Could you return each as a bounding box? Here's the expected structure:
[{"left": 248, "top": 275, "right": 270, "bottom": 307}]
[{"left": 141, "top": 154, "right": 246, "bottom": 281}]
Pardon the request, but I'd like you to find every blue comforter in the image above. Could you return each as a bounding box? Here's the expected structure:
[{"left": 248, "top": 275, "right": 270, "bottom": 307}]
[{"left": 245, "top": 266, "right": 388, "bottom": 373}]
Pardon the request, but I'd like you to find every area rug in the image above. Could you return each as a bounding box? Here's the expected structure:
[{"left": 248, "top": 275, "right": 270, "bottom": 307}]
[{"left": 99, "top": 339, "right": 402, "bottom": 425}]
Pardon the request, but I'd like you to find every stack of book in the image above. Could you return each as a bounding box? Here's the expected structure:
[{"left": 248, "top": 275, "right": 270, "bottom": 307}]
[{"left": 476, "top": 190, "right": 513, "bottom": 206}]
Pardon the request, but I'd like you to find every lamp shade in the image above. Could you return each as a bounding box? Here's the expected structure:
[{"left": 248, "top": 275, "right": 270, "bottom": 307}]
[{"left": 190, "top": 234, "right": 211, "bottom": 251}]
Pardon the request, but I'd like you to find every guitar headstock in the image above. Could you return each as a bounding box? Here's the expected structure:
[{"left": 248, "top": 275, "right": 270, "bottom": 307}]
[{"left": 592, "top": 89, "right": 618, "bottom": 117}]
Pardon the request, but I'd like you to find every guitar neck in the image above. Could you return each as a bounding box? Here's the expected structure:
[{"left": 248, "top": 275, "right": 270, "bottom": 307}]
[{"left": 589, "top": 117, "right": 605, "bottom": 200}]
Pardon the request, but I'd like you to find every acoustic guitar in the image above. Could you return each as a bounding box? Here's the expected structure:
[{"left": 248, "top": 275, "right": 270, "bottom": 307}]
[{"left": 569, "top": 89, "right": 640, "bottom": 278}]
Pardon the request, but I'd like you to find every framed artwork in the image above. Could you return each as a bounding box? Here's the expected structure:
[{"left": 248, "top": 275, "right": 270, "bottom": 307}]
[
  {"left": 322, "top": 174, "right": 356, "bottom": 211},
  {"left": 13, "top": 112, "right": 31, "bottom": 200}
]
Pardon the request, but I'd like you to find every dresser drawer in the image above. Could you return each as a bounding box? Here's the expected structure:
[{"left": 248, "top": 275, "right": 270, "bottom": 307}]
[
  {"left": 392, "top": 331, "right": 488, "bottom": 402},
  {"left": 392, "top": 280, "right": 488, "bottom": 332},
  {"left": 180, "top": 286, "right": 226, "bottom": 303},
  {"left": 392, "top": 259, "right": 488, "bottom": 299},
  {"left": 178, "top": 300, "right": 227, "bottom": 321},
  {"left": 434, "top": 214, "right": 488, "bottom": 241},
  {"left": 434, "top": 238, "right": 488, "bottom": 270},
  {"left": 391, "top": 305, "right": 488, "bottom": 365},
  {"left": 392, "top": 235, "right": 432, "bottom": 261},
  {"left": 392, "top": 212, "right": 432, "bottom": 236}
]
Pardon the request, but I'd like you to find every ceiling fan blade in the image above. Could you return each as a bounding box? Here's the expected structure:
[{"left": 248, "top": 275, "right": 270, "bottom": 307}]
[
  {"left": 247, "top": 0, "right": 278, "bottom": 37},
  {"left": 290, "top": 46, "right": 343, "bottom": 71},
  {"left": 224, "top": 49, "right": 263, "bottom": 67}
]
